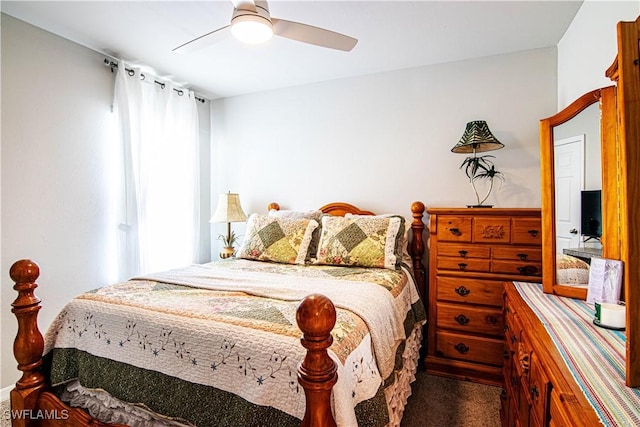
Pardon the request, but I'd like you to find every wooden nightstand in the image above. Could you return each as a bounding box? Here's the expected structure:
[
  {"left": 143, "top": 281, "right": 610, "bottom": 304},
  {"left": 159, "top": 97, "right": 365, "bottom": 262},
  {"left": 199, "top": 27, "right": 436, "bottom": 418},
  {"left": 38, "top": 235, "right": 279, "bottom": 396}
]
[{"left": 425, "top": 207, "right": 542, "bottom": 386}]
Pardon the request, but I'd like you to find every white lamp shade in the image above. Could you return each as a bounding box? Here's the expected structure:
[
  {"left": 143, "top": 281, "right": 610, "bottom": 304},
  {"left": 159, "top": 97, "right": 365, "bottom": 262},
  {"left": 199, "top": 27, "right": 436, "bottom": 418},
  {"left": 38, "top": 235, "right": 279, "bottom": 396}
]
[{"left": 210, "top": 193, "right": 247, "bottom": 223}]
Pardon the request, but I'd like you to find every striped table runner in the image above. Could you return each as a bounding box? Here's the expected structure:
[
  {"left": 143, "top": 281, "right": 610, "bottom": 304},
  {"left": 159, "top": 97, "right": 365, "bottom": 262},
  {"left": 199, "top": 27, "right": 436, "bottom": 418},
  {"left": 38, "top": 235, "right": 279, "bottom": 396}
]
[{"left": 514, "top": 282, "right": 640, "bottom": 426}]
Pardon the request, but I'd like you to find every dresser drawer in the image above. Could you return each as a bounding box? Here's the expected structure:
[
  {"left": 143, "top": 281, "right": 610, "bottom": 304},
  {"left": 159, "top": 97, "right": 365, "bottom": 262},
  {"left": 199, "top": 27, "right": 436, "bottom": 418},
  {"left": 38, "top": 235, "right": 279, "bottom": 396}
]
[
  {"left": 437, "top": 216, "right": 472, "bottom": 242},
  {"left": 437, "top": 276, "right": 505, "bottom": 306},
  {"left": 492, "top": 259, "right": 542, "bottom": 277},
  {"left": 436, "top": 302, "right": 504, "bottom": 335},
  {"left": 436, "top": 331, "right": 504, "bottom": 366},
  {"left": 512, "top": 217, "right": 542, "bottom": 245},
  {"left": 529, "top": 353, "right": 551, "bottom": 426},
  {"left": 437, "top": 257, "right": 490, "bottom": 273},
  {"left": 473, "top": 216, "right": 511, "bottom": 244},
  {"left": 438, "top": 243, "right": 491, "bottom": 259},
  {"left": 492, "top": 246, "right": 542, "bottom": 262}
]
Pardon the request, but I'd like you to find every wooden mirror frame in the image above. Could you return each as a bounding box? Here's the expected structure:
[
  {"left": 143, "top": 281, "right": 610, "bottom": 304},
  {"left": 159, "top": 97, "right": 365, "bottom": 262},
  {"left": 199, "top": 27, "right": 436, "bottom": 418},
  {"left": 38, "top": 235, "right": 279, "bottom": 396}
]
[
  {"left": 542, "top": 15, "right": 639, "bottom": 389},
  {"left": 540, "top": 86, "right": 617, "bottom": 299}
]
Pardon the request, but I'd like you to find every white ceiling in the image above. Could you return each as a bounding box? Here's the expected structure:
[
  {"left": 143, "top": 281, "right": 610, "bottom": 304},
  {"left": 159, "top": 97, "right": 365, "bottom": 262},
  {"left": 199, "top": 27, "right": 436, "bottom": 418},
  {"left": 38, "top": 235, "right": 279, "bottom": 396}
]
[{"left": 1, "top": 1, "right": 583, "bottom": 100}]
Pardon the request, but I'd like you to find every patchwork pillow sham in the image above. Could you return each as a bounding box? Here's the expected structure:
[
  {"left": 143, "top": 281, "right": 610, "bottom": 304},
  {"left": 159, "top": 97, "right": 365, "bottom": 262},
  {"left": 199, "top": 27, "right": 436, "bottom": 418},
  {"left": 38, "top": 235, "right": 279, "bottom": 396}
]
[
  {"left": 268, "top": 209, "right": 324, "bottom": 260},
  {"left": 556, "top": 254, "right": 590, "bottom": 286},
  {"left": 315, "top": 215, "right": 405, "bottom": 270},
  {"left": 236, "top": 214, "right": 319, "bottom": 265},
  {"left": 346, "top": 213, "right": 413, "bottom": 267}
]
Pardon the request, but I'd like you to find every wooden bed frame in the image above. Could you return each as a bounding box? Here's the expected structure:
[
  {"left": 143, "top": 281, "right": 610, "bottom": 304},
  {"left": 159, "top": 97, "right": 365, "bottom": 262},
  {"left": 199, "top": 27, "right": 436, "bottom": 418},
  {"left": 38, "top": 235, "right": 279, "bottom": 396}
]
[{"left": 9, "top": 201, "right": 426, "bottom": 427}]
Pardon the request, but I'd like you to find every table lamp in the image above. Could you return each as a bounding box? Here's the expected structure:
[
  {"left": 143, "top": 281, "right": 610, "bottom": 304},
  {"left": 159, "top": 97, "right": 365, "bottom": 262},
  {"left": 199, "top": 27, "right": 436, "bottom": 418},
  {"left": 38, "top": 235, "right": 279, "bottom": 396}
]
[{"left": 210, "top": 192, "right": 247, "bottom": 258}]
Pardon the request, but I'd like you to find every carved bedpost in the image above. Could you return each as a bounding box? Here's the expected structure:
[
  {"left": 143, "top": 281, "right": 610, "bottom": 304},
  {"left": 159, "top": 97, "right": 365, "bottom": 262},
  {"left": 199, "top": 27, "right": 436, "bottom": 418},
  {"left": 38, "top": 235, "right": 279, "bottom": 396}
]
[
  {"left": 296, "top": 294, "right": 338, "bottom": 427},
  {"left": 267, "top": 202, "right": 280, "bottom": 211},
  {"left": 10, "top": 259, "right": 46, "bottom": 427},
  {"left": 410, "top": 201, "right": 426, "bottom": 301}
]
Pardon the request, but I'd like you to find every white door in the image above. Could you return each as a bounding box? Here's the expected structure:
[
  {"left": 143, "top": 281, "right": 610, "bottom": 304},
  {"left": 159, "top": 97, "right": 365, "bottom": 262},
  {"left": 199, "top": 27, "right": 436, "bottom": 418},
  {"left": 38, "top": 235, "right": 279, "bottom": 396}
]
[{"left": 554, "top": 136, "right": 584, "bottom": 252}]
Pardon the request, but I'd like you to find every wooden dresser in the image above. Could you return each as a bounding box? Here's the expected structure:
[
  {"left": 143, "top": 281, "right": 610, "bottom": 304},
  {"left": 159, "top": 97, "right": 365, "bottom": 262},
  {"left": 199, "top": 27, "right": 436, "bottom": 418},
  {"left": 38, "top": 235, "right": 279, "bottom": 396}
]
[
  {"left": 426, "top": 208, "right": 542, "bottom": 386},
  {"left": 502, "top": 283, "right": 602, "bottom": 427}
]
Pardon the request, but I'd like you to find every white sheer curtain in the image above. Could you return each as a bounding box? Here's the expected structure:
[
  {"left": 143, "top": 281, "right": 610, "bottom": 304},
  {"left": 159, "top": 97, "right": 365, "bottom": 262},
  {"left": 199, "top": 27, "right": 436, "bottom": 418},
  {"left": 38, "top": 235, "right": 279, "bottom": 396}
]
[{"left": 114, "top": 62, "right": 200, "bottom": 279}]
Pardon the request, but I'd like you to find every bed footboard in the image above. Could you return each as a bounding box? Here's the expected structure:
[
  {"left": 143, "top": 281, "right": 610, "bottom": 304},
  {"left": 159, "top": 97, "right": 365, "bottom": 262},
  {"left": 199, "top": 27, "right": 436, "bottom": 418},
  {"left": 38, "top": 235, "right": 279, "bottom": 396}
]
[{"left": 9, "top": 260, "right": 339, "bottom": 427}]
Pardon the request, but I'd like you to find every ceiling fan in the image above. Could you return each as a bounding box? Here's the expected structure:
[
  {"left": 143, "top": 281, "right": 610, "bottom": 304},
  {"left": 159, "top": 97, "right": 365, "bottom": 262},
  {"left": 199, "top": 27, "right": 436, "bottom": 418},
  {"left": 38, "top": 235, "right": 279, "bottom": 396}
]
[{"left": 173, "top": 0, "right": 358, "bottom": 53}]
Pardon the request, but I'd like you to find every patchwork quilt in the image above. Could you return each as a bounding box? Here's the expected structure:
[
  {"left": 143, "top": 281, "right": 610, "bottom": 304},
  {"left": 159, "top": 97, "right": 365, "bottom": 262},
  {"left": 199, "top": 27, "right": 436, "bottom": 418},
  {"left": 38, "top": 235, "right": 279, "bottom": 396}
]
[{"left": 43, "top": 259, "right": 425, "bottom": 427}]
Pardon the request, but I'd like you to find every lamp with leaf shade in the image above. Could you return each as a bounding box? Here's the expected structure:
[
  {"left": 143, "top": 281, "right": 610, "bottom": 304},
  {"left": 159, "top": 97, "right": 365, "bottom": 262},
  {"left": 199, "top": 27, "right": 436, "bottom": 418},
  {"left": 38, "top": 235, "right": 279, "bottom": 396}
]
[{"left": 451, "top": 120, "right": 505, "bottom": 207}]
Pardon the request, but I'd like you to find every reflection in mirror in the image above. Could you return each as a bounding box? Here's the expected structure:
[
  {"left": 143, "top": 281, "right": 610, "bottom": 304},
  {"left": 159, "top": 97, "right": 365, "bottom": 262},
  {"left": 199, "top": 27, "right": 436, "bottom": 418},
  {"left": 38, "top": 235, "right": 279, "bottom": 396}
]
[
  {"left": 553, "top": 103, "right": 602, "bottom": 274},
  {"left": 540, "top": 86, "right": 616, "bottom": 300}
]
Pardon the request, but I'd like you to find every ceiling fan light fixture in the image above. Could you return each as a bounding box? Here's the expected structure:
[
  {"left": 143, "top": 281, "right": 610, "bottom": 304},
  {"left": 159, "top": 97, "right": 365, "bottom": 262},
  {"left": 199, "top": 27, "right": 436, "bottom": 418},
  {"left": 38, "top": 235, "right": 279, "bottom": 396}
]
[{"left": 231, "top": 15, "right": 273, "bottom": 44}]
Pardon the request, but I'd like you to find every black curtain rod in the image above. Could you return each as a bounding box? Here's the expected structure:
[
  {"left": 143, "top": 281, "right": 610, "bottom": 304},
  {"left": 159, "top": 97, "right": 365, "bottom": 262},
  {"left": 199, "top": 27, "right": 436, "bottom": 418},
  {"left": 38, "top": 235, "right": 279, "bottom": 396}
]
[{"left": 104, "top": 59, "right": 206, "bottom": 103}]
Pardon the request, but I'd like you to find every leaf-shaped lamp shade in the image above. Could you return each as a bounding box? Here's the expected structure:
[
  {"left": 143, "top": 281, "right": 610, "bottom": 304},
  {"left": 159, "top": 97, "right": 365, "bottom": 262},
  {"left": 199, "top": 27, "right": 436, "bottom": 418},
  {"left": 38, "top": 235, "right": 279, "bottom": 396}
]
[{"left": 451, "top": 121, "right": 504, "bottom": 154}]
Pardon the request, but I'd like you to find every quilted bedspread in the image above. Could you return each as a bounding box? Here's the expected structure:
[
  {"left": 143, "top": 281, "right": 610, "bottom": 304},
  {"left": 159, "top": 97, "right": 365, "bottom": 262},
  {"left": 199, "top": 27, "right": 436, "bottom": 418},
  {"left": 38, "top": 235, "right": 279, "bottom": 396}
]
[{"left": 43, "top": 259, "right": 425, "bottom": 427}]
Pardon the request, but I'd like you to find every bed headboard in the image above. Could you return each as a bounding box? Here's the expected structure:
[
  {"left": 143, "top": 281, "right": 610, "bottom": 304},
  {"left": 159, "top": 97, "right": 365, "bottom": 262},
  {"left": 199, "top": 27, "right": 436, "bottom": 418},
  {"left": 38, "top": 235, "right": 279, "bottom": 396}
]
[
  {"left": 267, "top": 201, "right": 427, "bottom": 300},
  {"left": 267, "top": 201, "right": 374, "bottom": 216}
]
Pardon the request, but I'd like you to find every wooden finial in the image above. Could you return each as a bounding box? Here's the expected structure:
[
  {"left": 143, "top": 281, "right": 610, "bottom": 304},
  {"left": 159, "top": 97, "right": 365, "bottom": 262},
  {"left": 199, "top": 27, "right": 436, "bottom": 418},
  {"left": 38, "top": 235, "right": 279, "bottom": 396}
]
[
  {"left": 267, "top": 202, "right": 280, "bottom": 211},
  {"left": 9, "top": 259, "right": 40, "bottom": 285},
  {"left": 9, "top": 259, "right": 46, "bottom": 422},
  {"left": 296, "top": 294, "right": 338, "bottom": 427},
  {"left": 411, "top": 201, "right": 425, "bottom": 216}
]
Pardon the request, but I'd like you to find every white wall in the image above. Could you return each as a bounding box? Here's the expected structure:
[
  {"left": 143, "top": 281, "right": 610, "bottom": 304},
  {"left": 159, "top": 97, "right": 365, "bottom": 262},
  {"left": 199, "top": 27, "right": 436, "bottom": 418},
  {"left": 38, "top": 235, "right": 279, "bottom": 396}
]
[
  {"left": 1, "top": 13, "right": 115, "bottom": 389},
  {"left": 210, "top": 47, "right": 557, "bottom": 257},
  {"left": 557, "top": 0, "right": 639, "bottom": 109},
  {"left": 0, "top": 15, "right": 211, "bottom": 389}
]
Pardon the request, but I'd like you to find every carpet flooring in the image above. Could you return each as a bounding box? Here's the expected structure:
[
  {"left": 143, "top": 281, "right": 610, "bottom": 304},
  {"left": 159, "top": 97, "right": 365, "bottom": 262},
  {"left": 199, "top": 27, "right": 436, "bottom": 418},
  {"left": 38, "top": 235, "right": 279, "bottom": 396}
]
[
  {"left": 1, "top": 372, "right": 501, "bottom": 426},
  {"left": 401, "top": 372, "right": 502, "bottom": 427}
]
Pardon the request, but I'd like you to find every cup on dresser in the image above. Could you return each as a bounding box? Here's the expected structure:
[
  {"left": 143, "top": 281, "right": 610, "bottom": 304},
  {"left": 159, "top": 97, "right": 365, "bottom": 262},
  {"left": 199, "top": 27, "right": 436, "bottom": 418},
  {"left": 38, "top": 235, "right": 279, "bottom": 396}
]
[{"left": 594, "top": 301, "right": 626, "bottom": 330}]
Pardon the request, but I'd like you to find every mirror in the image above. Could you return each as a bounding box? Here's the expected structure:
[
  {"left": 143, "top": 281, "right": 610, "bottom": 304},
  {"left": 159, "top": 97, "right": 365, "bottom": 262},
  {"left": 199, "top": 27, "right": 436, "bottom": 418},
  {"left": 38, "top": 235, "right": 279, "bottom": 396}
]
[
  {"left": 540, "top": 86, "right": 617, "bottom": 299},
  {"left": 553, "top": 102, "right": 602, "bottom": 256}
]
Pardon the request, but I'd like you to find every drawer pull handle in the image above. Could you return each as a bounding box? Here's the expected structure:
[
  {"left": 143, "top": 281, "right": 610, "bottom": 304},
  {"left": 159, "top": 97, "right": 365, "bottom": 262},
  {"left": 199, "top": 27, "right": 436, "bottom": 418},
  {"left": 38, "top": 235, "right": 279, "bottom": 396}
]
[
  {"left": 454, "top": 343, "right": 469, "bottom": 354},
  {"left": 487, "top": 316, "right": 498, "bottom": 325},
  {"left": 528, "top": 229, "right": 539, "bottom": 237},
  {"left": 511, "top": 335, "right": 517, "bottom": 344},
  {"left": 517, "top": 265, "right": 538, "bottom": 275},
  {"left": 504, "top": 325, "right": 509, "bottom": 332},
  {"left": 449, "top": 227, "right": 461, "bottom": 236},
  {"left": 458, "top": 263, "right": 468, "bottom": 271},
  {"left": 517, "top": 253, "right": 528, "bottom": 261},
  {"left": 455, "top": 286, "right": 470, "bottom": 297},
  {"left": 455, "top": 314, "right": 470, "bottom": 325},
  {"left": 503, "top": 349, "right": 509, "bottom": 359},
  {"left": 518, "top": 343, "right": 530, "bottom": 374},
  {"left": 458, "top": 250, "right": 468, "bottom": 258},
  {"left": 530, "top": 385, "right": 540, "bottom": 399}
]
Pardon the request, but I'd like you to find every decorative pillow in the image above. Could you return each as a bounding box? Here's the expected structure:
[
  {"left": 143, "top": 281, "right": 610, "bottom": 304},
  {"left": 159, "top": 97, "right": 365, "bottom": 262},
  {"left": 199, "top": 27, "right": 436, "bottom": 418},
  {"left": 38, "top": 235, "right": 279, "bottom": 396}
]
[
  {"left": 556, "top": 254, "right": 590, "bottom": 285},
  {"left": 315, "top": 215, "right": 405, "bottom": 270},
  {"left": 346, "top": 213, "right": 413, "bottom": 268},
  {"left": 237, "top": 214, "right": 318, "bottom": 265},
  {"left": 268, "top": 209, "right": 324, "bottom": 260}
]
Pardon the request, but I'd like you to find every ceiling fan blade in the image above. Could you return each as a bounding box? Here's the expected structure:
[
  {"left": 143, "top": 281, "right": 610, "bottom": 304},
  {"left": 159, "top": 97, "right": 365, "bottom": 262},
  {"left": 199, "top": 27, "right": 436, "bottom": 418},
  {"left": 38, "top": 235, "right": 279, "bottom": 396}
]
[
  {"left": 272, "top": 18, "right": 357, "bottom": 52},
  {"left": 173, "top": 25, "right": 231, "bottom": 54}
]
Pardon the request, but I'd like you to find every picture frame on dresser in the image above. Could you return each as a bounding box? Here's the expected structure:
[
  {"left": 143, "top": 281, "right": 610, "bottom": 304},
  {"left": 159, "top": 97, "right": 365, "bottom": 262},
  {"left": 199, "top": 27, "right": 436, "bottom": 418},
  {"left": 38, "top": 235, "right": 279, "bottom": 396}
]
[{"left": 425, "top": 207, "right": 542, "bottom": 386}]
